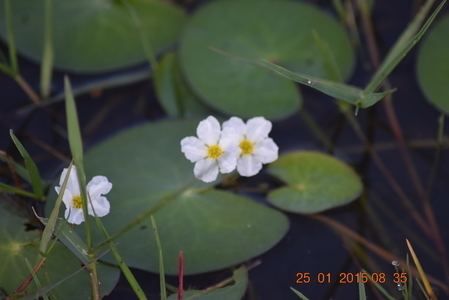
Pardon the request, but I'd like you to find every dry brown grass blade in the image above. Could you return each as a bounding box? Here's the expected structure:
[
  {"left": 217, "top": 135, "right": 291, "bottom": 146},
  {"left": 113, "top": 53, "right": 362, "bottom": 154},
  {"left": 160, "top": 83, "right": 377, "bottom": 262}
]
[{"left": 406, "top": 238, "right": 437, "bottom": 299}]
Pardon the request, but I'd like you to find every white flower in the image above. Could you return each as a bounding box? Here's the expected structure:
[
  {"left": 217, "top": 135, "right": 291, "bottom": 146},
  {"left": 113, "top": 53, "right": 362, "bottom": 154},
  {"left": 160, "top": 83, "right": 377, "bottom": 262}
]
[
  {"left": 55, "top": 166, "right": 112, "bottom": 225},
  {"left": 181, "top": 116, "right": 238, "bottom": 182},
  {"left": 222, "top": 116, "right": 278, "bottom": 177}
]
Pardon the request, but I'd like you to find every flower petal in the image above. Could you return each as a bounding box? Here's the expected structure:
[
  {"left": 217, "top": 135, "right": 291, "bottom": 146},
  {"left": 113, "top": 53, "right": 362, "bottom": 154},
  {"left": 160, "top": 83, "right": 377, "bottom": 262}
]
[
  {"left": 194, "top": 159, "right": 219, "bottom": 182},
  {"left": 181, "top": 136, "right": 207, "bottom": 162},
  {"left": 196, "top": 116, "right": 221, "bottom": 145},
  {"left": 65, "top": 208, "right": 84, "bottom": 225},
  {"left": 254, "top": 138, "right": 279, "bottom": 164},
  {"left": 88, "top": 196, "right": 110, "bottom": 217},
  {"left": 246, "top": 117, "right": 272, "bottom": 142},
  {"left": 87, "top": 176, "right": 112, "bottom": 198},
  {"left": 218, "top": 151, "right": 238, "bottom": 173},
  {"left": 237, "top": 155, "right": 263, "bottom": 177},
  {"left": 58, "top": 166, "right": 80, "bottom": 196},
  {"left": 222, "top": 117, "right": 246, "bottom": 137}
]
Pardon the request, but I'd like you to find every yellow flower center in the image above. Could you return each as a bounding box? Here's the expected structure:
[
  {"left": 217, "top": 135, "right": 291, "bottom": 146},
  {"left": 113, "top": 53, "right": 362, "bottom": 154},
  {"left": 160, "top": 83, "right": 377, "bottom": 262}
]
[
  {"left": 207, "top": 144, "right": 224, "bottom": 159},
  {"left": 72, "top": 195, "right": 83, "bottom": 209},
  {"left": 239, "top": 139, "right": 254, "bottom": 155}
]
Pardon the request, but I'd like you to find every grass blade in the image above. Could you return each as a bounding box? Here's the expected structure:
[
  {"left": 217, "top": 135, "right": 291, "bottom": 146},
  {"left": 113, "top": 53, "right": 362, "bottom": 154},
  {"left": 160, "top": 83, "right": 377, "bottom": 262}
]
[
  {"left": 211, "top": 47, "right": 394, "bottom": 108},
  {"left": 39, "top": 162, "right": 73, "bottom": 255},
  {"left": 358, "top": 281, "right": 367, "bottom": 300},
  {"left": 40, "top": 0, "right": 53, "bottom": 99},
  {"left": 94, "top": 218, "right": 148, "bottom": 300},
  {"left": 362, "top": 270, "right": 396, "bottom": 300},
  {"left": 151, "top": 216, "right": 167, "bottom": 300},
  {"left": 290, "top": 287, "right": 310, "bottom": 300},
  {"left": 256, "top": 59, "right": 395, "bottom": 108},
  {"left": 365, "top": 0, "right": 446, "bottom": 93},
  {"left": 64, "top": 76, "right": 84, "bottom": 165},
  {"left": 406, "top": 239, "right": 436, "bottom": 299},
  {"left": 9, "top": 130, "right": 44, "bottom": 198},
  {"left": 4, "top": 0, "right": 18, "bottom": 75},
  {"left": 0, "top": 182, "right": 42, "bottom": 199}
]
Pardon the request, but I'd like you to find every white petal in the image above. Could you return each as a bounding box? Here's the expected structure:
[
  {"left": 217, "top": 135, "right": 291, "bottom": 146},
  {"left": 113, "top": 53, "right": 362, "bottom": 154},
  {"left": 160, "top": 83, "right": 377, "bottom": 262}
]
[
  {"left": 58, "top": 166, "right": 80, "bottom": 196},
  {"left": 88, "top": 196, "right": 110, "bottom": 217},
  {"left": 181, "top": 136, "right": 207, "bottom": 162},
  {"left": 196, "top": 116, "right": 221, "bottom": 145},
  {"left": 246, "top": 117, "right": 272, "bottom": 142},
  {"left": 254, "top": 138, "right": 279, "bottom": 164},
  {"left": 222, "top": 117, "right": 246, "bottom": 137},
  {"left": 237, "top": 155, "right": 263, "bottom": 177},
  {"left": 218, "top": 151, "right": 238, "bottom": 173},
  {"left": 194, "top": 159, "right": 219, "bottom": 182},
  {"left": 65, "top": 208, "right": 84, "bottom": 225},
  {"left": 87, "top": 176, "right": 112, "bottom": 198}
]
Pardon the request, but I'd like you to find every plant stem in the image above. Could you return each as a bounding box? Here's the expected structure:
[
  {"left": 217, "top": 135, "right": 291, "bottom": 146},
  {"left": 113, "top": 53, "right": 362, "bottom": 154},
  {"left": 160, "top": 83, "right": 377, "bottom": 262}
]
[
  {"left": 15, "top": 75, "right": 41, "bottom": 104},
  {"left": 298, "top": 109, "right": 333, "bottom": 151}
]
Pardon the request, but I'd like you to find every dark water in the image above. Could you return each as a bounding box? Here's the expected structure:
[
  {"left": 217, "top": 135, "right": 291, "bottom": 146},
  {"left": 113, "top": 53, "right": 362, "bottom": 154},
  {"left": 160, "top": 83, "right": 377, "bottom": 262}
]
[{"left": 1, "top": 1, "right": 449, "bottom": 299}]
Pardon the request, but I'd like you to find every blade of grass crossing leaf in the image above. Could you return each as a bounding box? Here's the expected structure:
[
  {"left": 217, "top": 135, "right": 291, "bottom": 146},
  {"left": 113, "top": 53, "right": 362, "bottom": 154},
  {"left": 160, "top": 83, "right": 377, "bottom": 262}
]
[
  {"left": 151, "top": 216, "right": 167, "bottom": 300},
  {"left": 39, "top": 162, "right": 73, "bottom": 255},
  {"left": 210, "top": 47, "right": 394, "bottom": 108},
  {"left": 40, "top": 0, "right": 53, "bottom": 99},
  {"left": 9, "top": 131, "right": 44, "bottom": 198},
  {"left": 290, "top": 287, "right": 310, "bottom": 300},
  {"left": 406, "top": 239, "right": 436, "bottom": 299},
  {"left": 0, "top": 182, "right": 42, "bottom": 199},
  {"left": 365, "top": 0, "right": 446, "bottom": 93},
  {"left": 24, "top": 258, "right": 50, "bottom": 300},
  {"left": 94, "top": 218, "right": 148, "bottom": 300},
  {"left": 64, "top": 76, "right": 84, "bottom": 164},
  {"left": 4, "top": 0, "right": 18, "bottom": 75},
  {"left": 64, "top": 76, "right": 92, "bottom": 249},
  {"left": 358, "top": 281, "right": 367, "bottom": 300}
]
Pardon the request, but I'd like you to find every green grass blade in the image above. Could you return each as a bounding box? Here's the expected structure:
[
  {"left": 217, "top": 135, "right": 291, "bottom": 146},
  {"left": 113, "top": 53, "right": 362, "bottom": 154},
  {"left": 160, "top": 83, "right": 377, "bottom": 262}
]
[
  {"left": 39, "top": 162, "right": 73, "bottom": 255},
  {"left": 64, "top": 76, "right": 84, "bottom": 165},
  {"left": 0, "top": 182, "right": 42, "bottom": 199},
  {"left": 362, "top": 269, "right": 396, "bottom": 300},
  {"left": 257, "top": 59, "right": 394, "bottom": 108},
  {"left": 211, "top": 47, "right": 394, "bottom": 108},
  {"left": 358, "top": 281, "right": 367, "bottom": 300},
  {"left": 9, "top": 130, "right": 44, "bottom": 198},
  {"left": 94, "top": 218, "right": 148, "bottom": 300},
  {"left": 365, "top": 0, "right": 446, "bottom": 93},
  {"left": 4, "top": 0, "right": 19, "bottom": 75},
  {"left": 40, "top": 0, "right": 54, "bottom": 99},
  {"left": 151, "top": 216, "right": 167, "bottom": 300},
  {"left": 290, "top": 287, "right": 310, "bottom": 300}
]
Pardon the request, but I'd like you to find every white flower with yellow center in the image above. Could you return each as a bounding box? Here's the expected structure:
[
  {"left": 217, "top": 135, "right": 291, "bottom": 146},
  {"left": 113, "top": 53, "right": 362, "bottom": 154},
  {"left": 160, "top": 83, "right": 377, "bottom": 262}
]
[
  {"left": 223, "top": 116, "right": 278, "bottom": 177},
  {"left": 181, "top": 116, "right": 238, "bottom": 182},
  {"left": 55, "top": 166, "right": 112, "bottom": 225}
]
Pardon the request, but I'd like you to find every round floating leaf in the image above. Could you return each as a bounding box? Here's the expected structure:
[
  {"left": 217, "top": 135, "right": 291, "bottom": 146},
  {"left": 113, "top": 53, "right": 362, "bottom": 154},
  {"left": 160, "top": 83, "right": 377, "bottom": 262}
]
[
  {"left": 180, "top": 0, "right": 354, "bottom": 119},
  {"left": 167, "top": 267, "right": 248, "bottom": 300},
  {"left": 83, "top": 120, "right": 289, "bottom": 274},
  {"left": 268, "top": 151, "right": 362, "bottom": 214},
  {"left": 0, "top": 0, "right": 185, "bottom": 72},
  {"left": 0, "top": 204, "right": 119, "bottom": 299},
  {"left": 417, "top": 15, "right": 449, "bottom": 114}
]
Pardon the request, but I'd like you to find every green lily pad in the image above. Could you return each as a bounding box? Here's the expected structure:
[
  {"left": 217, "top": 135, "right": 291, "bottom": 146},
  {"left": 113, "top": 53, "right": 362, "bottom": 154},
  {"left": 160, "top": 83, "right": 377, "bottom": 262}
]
[
  {"left": 83, "top": 120, "right": 289, "bottom": 274},
  {"left": 0, "top": 0, "right": 185, "bottom": 72},
  {"left": 167, "top": 266, "right": 248, "bottom": 300},
  {"left": 0, "top": 203, "right": 119, "bottom": 299},
  {"left": 417, "top": 15, "right": 449, "bottom": 114},
  {"left": 155, "top": 52, "right": 210, "bottom": 118},
  {"left": 180, "top": 0, "right": 354, "bottom": 119},
  {"left": 268, "top": 151, "right": 363, "bottom": 214}
]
